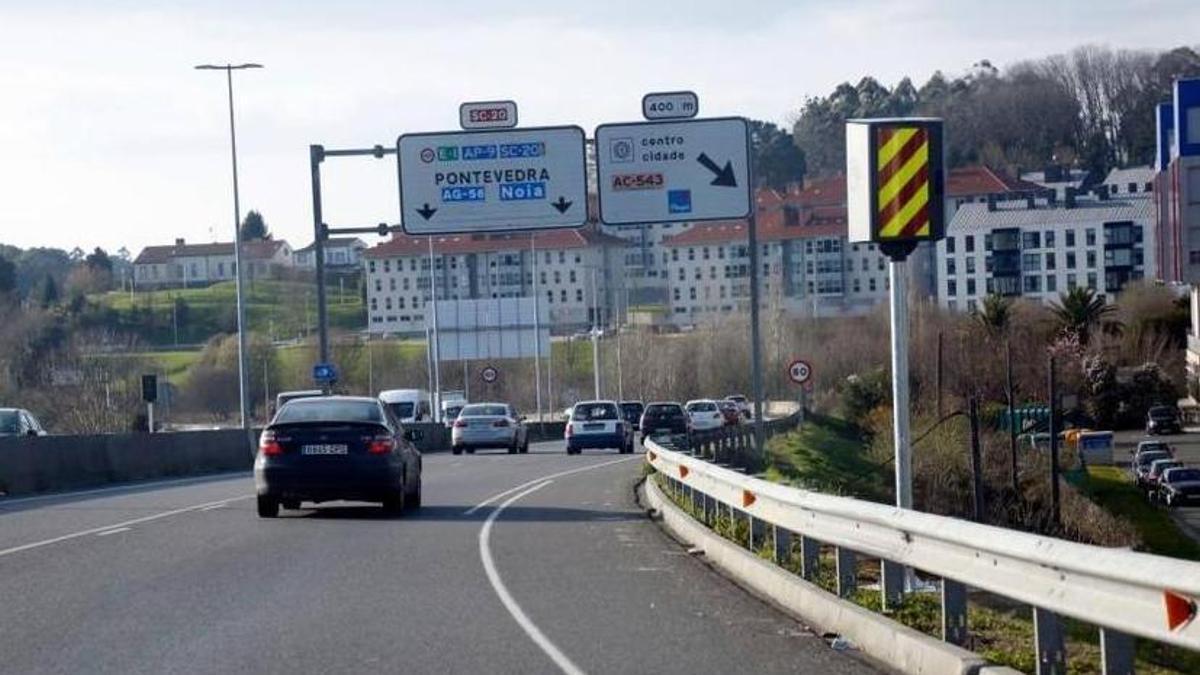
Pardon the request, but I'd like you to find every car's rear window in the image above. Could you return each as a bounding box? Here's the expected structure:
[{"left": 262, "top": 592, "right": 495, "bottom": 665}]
[
  {"left": 1137, "top": 451, "right": 1170, "bottom": 466},
  {"left": 385, "top": 402, "right": 416, "bottom": 419},
  {"left": 620, "top": 403, "right": 643, "bottom": 414},
  {"left": 0, "top": 411, "right": 19, "bottom": 433},
  {"left": 1166, "top": 469, "right": 1200, "bottom": 482},
  {"left": 645, "top": 404, "right": 683, "bottom": 416},
  {"left": 1150, "top": 407, "right": 1178, "bottom": 418},
  {"left": 462, "top": 404, "right": 508, "bottom": 417},
  {"left": 445, "top": 405, "right": 464, "bottom": 419},
  {"left": 574, "top": 403, "right": 618, "bottom": 421},
  {"left": 1153, "top": 461, "right": 1183, "bottom": 473},
  {"left": 276, "top": 400, "right": 385, "bottom": 424},
  {"left": 688, "top": 402, "right": 717, "bottom": 412}
]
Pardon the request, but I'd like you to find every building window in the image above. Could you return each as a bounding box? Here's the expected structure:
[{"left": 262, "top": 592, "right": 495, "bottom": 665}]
[
  {"left": 1065, "top": 229, "right": 1075, "bottom": 247},
  {"left": 1066, "top": 252, "right": 1077, "bottom": 269},
  {"left": 1044, "top": 231, "right": 1056, "bottom": 248},
  {"left": 689, "top": 287, "right": 697, "bottom": 300},
  {"left": 702, "top": 247, "right": 710, "bottom": 260},
  {"left": 569, "top": 270, "right": 576, "bottom": 283},
  {"left": 965, "top": 235, "right": 975, "bottom": 253},
  {"left": 383, "top": 260, "right": 391, "bottom": 273},
  {"left": 984, "top": 234, "right": 993, "bottom": 251},
  {"left": 966, "top": 257, "right": 976, "bottom": 274},
  {"left": 717, "top": 247, "right": 725, "bottom": 259},
  {"left": 1086, "top": 229, "right": 1096, "bottom": 246},
  {"left": 576, "top": 289, "right": 583, "bottom": 302},
  {"left": 1023, "top": 275, "right": 1041, "bottom": 293},
  {"left": 945, "top": 236, "right": 956, "bottom": 253},
  {"left": 1086, "top": 251, "right": 1096, "bottom": 268},
  {"left": 673, "top": 288, "right": 680, "bottom": 301},
  {"left": 368, "top": 261, "right": 376, "bottom": 273},
  {"left": 947, "top": 280, "right": 957, "bottom": 297},
  {"left": 1022, "top": 232, "right": 1040, "bottom": 249},
  {"left": 1045, "top": 253, "right": 1056, "bottom": 271},
  {"left": 560, "top": 290, "right": 567, "bottom": 302},
  {"left": 1189, "top": 251, "right": 1200, "bottom": 265},
  {"left": 1022, "top": 253, "right": 1040, "bottom": 272},
  {"left": 688, "top": 248, "right": 695, "bottom": 261},
  {"left": 966, "top": 278, "right": 976, "bottom": 295},
  {"left": 869, "top": 278, "right": 876, "bottom": 292},
  {"left": 1046, "top": 275, "right": 1057, "bottom": 292},
  {"left": 1087, "top": 272, "right": 1097, "bottom": 289},
  {"left": 547, "top": 291, "right": 554, "bottom": 304}
]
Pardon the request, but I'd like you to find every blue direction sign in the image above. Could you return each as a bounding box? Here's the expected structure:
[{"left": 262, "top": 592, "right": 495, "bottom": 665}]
[
  {"left": 397, "top": 126, "right": 588, "bottom": 235},
  {"left": 312, "top": 362, "right": 338, "bottom": 383}
]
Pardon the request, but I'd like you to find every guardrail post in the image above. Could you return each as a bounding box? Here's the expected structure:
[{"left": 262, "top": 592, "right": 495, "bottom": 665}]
[
  {"left": 749, "top": 514, "right": 765, "bottom": 552},
  {"left": 800, "top": 535, "right": 819, "bottom": 581},
  {"left": 881, "top": 559, "right": 904, "bottom": 611},
  {"left": 1033, "top": 608, "right": 1066, "bottom": 675},
  {"left": 941, "top": 578, "right": 968, "bottom": 646},
  {"left": 1099, "top": 628, "right": 1134, "bottom": 675},
  {"left": 773, "top": 526, "right": 792, "bottom": 566},
  {"left": 703, "top": 492, "right": 715, "bottom": 526},
  {"left": 835, "top": 546, "right": 857, "bottom": 598}
]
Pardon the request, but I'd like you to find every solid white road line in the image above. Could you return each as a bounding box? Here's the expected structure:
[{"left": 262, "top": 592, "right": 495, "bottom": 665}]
[
  {"left": 479, "top": 480, "right": 586, "bottom": 675},
  {"left": 95, "top": 527, "right": 131, "bottom": 537},
  {"left": 0, "top": 495, "right": 253, "bottom": 560},
  {"left": 463, "top": 455, "right": 637, "bottom": 516}
]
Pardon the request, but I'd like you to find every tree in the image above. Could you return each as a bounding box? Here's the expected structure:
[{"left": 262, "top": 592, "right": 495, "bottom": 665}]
[
  {"left": 1051, "top": 287, "right": 1121, "bottom": 346},
  {"left": 0, "top": 256, "right": 15, "bottom": 295},
  {"left": 38, "top": 273, "right": 59, "bottom": 308},
  {"left": 973, "top": 294, "right": 1012, "bottom": 337},
  {"left": 240, "top": 210, "right": 270, "bottom": 241},
  {"left": 84, "top": 247, "right": 113, "bottom": 272},
  {"left": 748, "top": 119, "right": 806, "bottom": 191}
]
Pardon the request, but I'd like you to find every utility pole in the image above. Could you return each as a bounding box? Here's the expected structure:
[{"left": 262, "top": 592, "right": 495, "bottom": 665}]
[
  {"left": 1006, "top": 341, "right": 1019, "bottom": 494},
  {"left": 1048, "top": 355, "right": 1061, "bottom": 528},
  {"left": 968, "top": 396, "right": 984, "bottom": 522},
  {"left": 590, "top": 268, "right": 601, "bottom": 400},
  {"left": 428, "top": 237, "right": 442, "bottom": 421},
  {"left": 935, "top": 331, "right": 944, "bottom": 419},
  {"left": 195, "top": 62, "right": 262, "bottom": 433},
  {"left": 531, "top": 235, "right": 544, "bottom": 434}
]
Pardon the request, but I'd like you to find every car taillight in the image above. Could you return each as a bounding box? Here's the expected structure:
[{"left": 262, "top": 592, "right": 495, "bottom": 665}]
[
  {"left": 453, "top": 419, "right": 467, "bottom": 428},
  {"left": 493, "top": 419, "right": 510, "bottom": 428},
  {"left": 565, "top": 424, "right": 574, "bottom": 438},
  {"left": 259, "top": 430, "right": 284, "bottom": 456},
  {"left": 368, "top": 435, "right": 396, "bottom": 455}
]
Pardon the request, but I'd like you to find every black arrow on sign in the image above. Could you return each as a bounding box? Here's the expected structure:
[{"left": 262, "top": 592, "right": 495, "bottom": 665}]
[
  {"left": 697, "top": 153, "right": 738, "bottom": 187},
  {"left": 416, "top": 203, "right": 437, "bottom": 220},
  {"left": 551, "top": 196, "right": 572, "bottom": 214}
]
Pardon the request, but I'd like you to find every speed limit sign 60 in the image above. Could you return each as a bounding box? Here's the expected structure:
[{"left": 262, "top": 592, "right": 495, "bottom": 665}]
[
  {"left": 787, "top": 359, "right": 812, "bottom": 385},
  {"left": 481, "top": 365, "right": 499, "bottom": 384}
]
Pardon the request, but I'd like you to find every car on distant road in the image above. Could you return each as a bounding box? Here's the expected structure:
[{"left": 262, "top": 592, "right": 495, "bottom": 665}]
[
  {"left": 254, "top": 396, "right": 422, "bottom": 518},
  {"left": 451, "top": 402, "right": 529, "bottom": 455},
  {"left": 725, "top": 395, "right": 751, "bottom": 420},
  {"left": 717, "top": 400, "right": 742, "bottom": 427},
  {"left": 1133, "top": 450, "right": 1173, "bottom": 487},
  {"left": 640, "top": 402, "right": 690, "bottom": 441},
  {"left": 1144, "top": 458, "right": 1184, "bottom": 493},
  {"left": 619, "top": 401, "right": 646, "bottom": 432},
  {"left": 379, "top": 388, "right": 433, "bottom": 423},
  {"left": 442, "top": 402, "right": 466, "bottom": 429},
  {"left": 686, "top": 399, "right": 725, "bottom": 432},
  {"left": 1146, "top": 405, "right": 1182, "bottom": 435},
  {"left": 566, "top": 400, "right": 633, "bottom": 454},
  {"left": 0, "top": 408, "right": 47, "bottom": 437},
  {"left": 1157, "top": 467, "right": 1200, "bottom": 507},
  {"left": 1132, "top": 439, "right": 1172, "bottom": 456}
]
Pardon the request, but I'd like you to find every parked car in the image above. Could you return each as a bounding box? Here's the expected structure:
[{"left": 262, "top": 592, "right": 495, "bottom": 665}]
[
  {"left": 450, "top": 402, "right": 528, "bottom": 455},
  {"left": 619, "top": 401, "right": 646, "bottom": 431},
  {"left": 0, "top": 408, "right": 47, "bottom": 437},
  {"left": 378, "top": 388, "right": 433, "bottom": 423},
  {"left": 1132, "top": 439, "right": 1172, "bottom": 456},
  {"left": 1146, "top": 405, "right": 1182, "bottom": 435},
  {"left": 1144, "top": 458, "right": 1184, "bottom": 493},
  {"left": 725, "top": 395, "right": 751, "bottom": 420},
  {"left": 717, "top": 400, "right": 742, "bottom": 427},
  {"left": 254, "top": 396, "right": 422, "bottom": 517},
  {"left": 1157, "top": 467, "right": 1200, "bottom": 507},
  {"left": 565, "top": 400, "right": 633, "bottom": 455},
  {"left": 1133, "top": 450, "right": 1173, "bottom": 487},
  {"left": 639, "top": 402, "right": 690, "bottom": 441},
  {"left": 685, "top": 399, "right": 725, "bottom": 432},
  {"left": 440, "top": 391, "right": 467, "bottom": 427}
]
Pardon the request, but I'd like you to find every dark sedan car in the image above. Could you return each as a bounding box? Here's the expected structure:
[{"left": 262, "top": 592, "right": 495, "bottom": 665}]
[
  {"left": 639, "top": 402, "right": 690, "bottom": 442},
  {"left": 1146, "top": 405, "right": 1182, "bottom": 435},
  {"left": 254, "top": 396, "right": 422, "bottom": 518},
  {"left": 620, "top": 401, "right": 646, "bottom": 431},
  {"left": 1158, "top": 467, "right": 1200, "bottom": 507}
]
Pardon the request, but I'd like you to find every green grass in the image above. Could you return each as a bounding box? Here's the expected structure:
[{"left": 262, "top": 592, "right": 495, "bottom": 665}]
[
  {"left": 759, "top": 413, "right": 890, "bottom": 501},
  {"left": 1073, "top": 466, "right": 1200, "bottom": 561}
]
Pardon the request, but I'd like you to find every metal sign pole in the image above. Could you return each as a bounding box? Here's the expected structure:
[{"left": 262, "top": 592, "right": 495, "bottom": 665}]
[
  {"left": 888, "top": 255, "right": 912, "bottom": 510},
  {"left": 309, "top": 145, "right": 330, "bottom": 366},
  {"left": 147, "top": 402, "right": 154, "bottom": 434},
  {"left": 748, "top": 199, "right": 765, "bottom": 452},
  {"left": 428, "top": 237, "right": 442, "bottom": 421},
  {"left": 531, "top": 235, "right": 544, "bottom": 434},
  {"left": 591, "top": 268, "right": 601, "bottom": 400}
]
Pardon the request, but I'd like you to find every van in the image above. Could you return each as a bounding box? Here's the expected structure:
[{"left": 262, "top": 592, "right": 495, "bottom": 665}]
[
  {"left": 441, "top": 391, "right": 467, "bottom": 428},
  {"left": 378, "top": 389, "right": 433, "bottom": 423}
]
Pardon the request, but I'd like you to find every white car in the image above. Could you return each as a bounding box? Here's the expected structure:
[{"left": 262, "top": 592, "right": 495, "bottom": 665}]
[
  {"left": 565, "top": 400, "right": 634, "bottom": 455},
  {"left": 685, "top": 399, "right": 725, "bottom": 432}
]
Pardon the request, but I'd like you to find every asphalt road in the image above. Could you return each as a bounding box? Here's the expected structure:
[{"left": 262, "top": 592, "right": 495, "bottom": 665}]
[
  {"left": 1113, "top": 429, "right": 1200, "bottom": 543},
  {"left": 0, "top": 441, "right": 883, "bottom": 675}
]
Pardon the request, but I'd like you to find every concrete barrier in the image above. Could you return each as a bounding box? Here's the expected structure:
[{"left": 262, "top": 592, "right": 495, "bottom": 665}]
[{"left": 0, "top": 430, "right": 256, "bottom": 497}]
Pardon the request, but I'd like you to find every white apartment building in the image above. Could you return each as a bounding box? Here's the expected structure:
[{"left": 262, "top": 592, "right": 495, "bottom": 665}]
[
  {"left": 935, "top": 193, "right": 1156, "bottom": 311},
  {"left": 660, "top": 208, "right": 894, "bottom": 325},
  {"left": 363, "top": 229, "right": 627, "bottom": 335},
  {"left": 133, "top": 238, "right": 294, "bottom": 289},
  {"left": 294, "top": 237, "right": 367, "bottom": 271}
]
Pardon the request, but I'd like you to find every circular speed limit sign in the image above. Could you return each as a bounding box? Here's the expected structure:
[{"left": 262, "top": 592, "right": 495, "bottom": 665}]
[
  {"left": 480, "top": 365, "right": 499, "bottom": 384},
  {"left": 787, "top": 359, "right": 812, "bottom": 385}
]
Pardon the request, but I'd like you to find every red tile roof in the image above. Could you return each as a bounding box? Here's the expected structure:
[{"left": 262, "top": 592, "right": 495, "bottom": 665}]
[
  {"left": 364, "top": 226, "right": 625, "bottom": 258},
  {"left": 946, "top": 165, "right": 1045, "bottom": 197},
  {"left": 785, "top": 174, "right": 846, "bottom": 206}
]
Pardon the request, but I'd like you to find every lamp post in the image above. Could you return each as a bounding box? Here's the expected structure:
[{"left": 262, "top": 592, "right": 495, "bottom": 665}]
[{"left": 195, "top": 62, "right": 262, "bottom": 432}]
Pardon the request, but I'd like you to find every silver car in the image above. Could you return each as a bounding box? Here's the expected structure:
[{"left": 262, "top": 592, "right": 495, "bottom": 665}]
[{"left": 451, "top": 403, "right": 529, "bottom": 455}]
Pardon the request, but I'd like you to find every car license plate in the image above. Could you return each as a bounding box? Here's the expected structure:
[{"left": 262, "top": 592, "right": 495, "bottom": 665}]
[
  {"left": 302, "top": 444, "right": 348, "bottom": 455},
  {"left": 583, "top": 423, "right": 605, "bottom": 431},
  {"left": 656, "top": 428, "right": 672, "bottom": 434}
]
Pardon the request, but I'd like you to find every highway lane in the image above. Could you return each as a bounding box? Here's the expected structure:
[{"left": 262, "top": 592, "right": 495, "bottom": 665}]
[
  {"left": 0, "top": 440, "right": 883, "bottom": 674},
  {"left": 1113, "top": 429, "right": 1200, "bottom": 543}
]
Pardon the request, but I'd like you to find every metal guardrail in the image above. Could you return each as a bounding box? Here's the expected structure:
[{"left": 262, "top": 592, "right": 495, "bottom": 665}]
[
  {"left": 644, "top": 436, "right": 1200, "bottom": 673},
  {"left": 681, "top": 412, "right": 801, "bottom": 473}
]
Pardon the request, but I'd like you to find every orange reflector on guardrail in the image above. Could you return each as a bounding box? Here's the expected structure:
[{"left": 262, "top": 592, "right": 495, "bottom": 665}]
[
  {"left": 647, "top": 450, "right": 657, "bottom": 462},
  {"left": 742, "top": 490, "right": 756, "bottom": 508},
  {"left": 679, "top": 466, "right": 689, "bottom": 479},
  {"left": 1166, "top": 590, "right": 1198, "bottom": 631}
]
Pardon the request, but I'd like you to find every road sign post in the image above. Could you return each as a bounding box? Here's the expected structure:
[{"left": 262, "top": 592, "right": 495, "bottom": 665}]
[
  {"left": 847, "top": 118, "right": 945, "bottom": 514},
  {"left": 142, "top": 374, "right": 157, "bottom": 433},
  {"left": 397, "top": 126, "right": 587, "bottom": 235}
]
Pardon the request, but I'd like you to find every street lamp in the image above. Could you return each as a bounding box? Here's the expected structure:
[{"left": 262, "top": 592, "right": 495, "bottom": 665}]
[{"left": 195, "top": 62, "right": 262, "bottom": 433}]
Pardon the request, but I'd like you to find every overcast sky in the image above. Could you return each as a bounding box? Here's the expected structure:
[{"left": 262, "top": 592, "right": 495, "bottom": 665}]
[{"left": 1, "top": 0, "right": 1198, "bottom": 255}]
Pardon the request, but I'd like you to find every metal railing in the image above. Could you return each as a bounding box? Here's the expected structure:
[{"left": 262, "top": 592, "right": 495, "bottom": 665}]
[
  {"left": 679, "top": 412, "right": 802, "bottom": 473},
  {"left": 644, "top": 437, "right": 1200, "bottom": 674}
]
